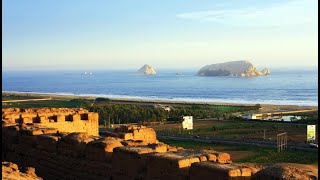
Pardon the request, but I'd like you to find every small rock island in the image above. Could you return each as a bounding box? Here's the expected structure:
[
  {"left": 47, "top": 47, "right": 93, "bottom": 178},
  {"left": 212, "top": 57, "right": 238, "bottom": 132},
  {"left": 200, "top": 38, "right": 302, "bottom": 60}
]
[
  {"left": 197, "top": 60, "right": 270, "bottom": 77},
  {"left": 136, "top": 64, "right": 157, "bottom": 75}
]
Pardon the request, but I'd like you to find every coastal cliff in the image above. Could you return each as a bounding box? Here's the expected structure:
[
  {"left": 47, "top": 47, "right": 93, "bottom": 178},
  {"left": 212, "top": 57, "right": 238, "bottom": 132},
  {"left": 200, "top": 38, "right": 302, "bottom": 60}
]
[
  {"left": 197, "top": 60, "right": 270, "bottom": 77},
  {"left": 136, "top": 64, "right": 157, "bottom": 75}
]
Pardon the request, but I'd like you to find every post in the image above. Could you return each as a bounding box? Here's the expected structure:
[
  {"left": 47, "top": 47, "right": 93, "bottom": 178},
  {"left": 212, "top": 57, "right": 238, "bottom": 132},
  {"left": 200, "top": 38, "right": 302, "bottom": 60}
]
[
  {"left": 281, "top": 136, "right": 283, "bottom": 151},
  {"left": 280, "top": 135, "right": 282, "bottom": 152},
  {"left": 263, "top": 129, "right": 266, "bottom": 140},
  {"left": 285, "top": 133, "right": 287, "bottom": 150},
  {"left": 277, "top": 135, "right": 279, "bottom": 152},
  {"left": 108, "top": 116, "right": 111, "bottom": 128}
]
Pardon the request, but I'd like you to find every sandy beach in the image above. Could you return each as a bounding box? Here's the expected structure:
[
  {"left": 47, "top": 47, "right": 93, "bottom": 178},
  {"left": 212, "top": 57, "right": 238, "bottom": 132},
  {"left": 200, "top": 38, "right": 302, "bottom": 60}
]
[{"left": 2, "top": 91, "right": 317, "bottom": 112}]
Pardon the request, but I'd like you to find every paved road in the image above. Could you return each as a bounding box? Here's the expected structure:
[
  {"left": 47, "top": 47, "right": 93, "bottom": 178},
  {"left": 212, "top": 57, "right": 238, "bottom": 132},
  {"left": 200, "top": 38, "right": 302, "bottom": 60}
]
[{"left": 156, "top": 133, "right": 318, "bottom": 152}]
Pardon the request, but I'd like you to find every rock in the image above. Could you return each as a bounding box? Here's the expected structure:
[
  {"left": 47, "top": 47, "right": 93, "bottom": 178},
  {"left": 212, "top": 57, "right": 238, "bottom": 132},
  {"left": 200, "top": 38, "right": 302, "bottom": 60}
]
[
  {"left": 253, "top": 164, "right": 316, "bottom": 180},
  {"left": 197, "top": 60, "right": 270, "bottom": 77},
  {"left": 136, "top": 64, "right": 156, "bottom": 75},
  {"left": 2, "top": 162, "right": 43, "bottom": 180},
  {"left": 2, "top": 161, "right": 19, "bottom": 171},
  {"left": 189, "top": 162, "right": 252, "bottom": 180},
  {"left": 62, "top": 132, "right": 94, "bottom": 144},
  {"left": 149, "top": 142, "right": 168, "bottom": 153},
  {"left": 261, "top": 68, "right": 271, "bottom": 75}
]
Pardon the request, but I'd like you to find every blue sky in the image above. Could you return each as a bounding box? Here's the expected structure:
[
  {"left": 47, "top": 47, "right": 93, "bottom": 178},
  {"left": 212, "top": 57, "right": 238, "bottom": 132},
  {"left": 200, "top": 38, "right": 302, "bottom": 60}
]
[{"left": 2, "top": 0, "right": 318, "bottom": 70}]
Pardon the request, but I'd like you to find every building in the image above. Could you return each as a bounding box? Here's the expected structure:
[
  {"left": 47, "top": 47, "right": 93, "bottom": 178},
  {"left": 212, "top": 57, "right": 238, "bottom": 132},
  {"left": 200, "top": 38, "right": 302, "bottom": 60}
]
[{"left": 241, "top": 114, "right": 260, "bottom": 120}]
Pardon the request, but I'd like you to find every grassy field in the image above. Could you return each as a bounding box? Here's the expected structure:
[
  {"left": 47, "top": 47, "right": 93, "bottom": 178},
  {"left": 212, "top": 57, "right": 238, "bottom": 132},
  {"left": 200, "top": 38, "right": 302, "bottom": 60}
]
[
  {"left": 2, "top": 99, "right": 92, "bottom": 108},
  {"left": 2, "top": 93, "right": 318, "bottom": 165},
  {"left": 2, "top": 94, "right": 44, "bottom": 100},
  {"left": 159, "top": 139, "right": 318, "bottom": 165},
  {"left": 149, "top": 120, "right": 316, "bottom": 143},
  {"left": 2, "top": 93, "right": 317, "bottom": 143}
]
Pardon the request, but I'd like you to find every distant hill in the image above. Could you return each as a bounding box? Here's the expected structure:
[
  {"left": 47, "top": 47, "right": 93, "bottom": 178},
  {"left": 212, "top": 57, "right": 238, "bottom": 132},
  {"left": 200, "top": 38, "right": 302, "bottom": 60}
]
[
  {"left": 197, "top": 60, "right": 270, "bottom": 77},
  {"left": 136, "top": 64, "right": 157, "bottom": 75}
]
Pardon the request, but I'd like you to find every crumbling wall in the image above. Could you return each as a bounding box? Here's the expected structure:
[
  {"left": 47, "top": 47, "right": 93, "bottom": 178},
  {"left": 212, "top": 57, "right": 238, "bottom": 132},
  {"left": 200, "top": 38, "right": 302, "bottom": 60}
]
[
  {"left": 4, "top": 108, "right": 312, "bottom": 180},
  {"left": 102, "top": 125, "right": 158, "bottom": 144},
  {"left": 2, "top": 108, "right": 99, "bottom": 136},
  {"left": 2, "top": 161, "right": 43, "bottom": 180}
]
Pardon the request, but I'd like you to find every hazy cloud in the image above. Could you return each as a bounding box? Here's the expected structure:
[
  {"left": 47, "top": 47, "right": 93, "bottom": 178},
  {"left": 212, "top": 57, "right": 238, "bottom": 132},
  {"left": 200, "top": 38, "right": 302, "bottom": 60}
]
[{"left": 177, "top": 0, "right": 317, "bottom": 26}]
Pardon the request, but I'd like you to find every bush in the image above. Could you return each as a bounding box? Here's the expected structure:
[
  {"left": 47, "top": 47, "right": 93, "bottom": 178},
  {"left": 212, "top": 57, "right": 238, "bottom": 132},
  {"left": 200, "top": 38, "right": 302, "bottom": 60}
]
[
  {"left": 255, "top": 104, "right": 261, "bottom": 109},
  {"left": 95, "top": 97, "right": 111, "bottom": 103}
]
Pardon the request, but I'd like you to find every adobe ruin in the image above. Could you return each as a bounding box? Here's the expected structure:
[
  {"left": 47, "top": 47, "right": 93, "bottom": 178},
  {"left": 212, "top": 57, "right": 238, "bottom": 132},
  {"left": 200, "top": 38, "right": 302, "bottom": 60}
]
[{"left": 2, "top": 108, "right": 317, "bottom": 180}]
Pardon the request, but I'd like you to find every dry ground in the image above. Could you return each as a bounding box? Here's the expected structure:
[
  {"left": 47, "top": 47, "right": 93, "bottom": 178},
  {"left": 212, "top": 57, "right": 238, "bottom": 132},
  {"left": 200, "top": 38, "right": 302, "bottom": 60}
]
[{"left": 148, "top": 120, "right": 318, "bottom": 143}]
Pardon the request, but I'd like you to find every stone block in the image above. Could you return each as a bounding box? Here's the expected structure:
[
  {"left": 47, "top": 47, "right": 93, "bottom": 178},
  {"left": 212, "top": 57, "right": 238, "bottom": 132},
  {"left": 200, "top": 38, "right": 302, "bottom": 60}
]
[
  {"left": 119, "top": 133, "right": 134, "bottom": 140},
  {"left": 56, "top": 115, "right": 65, "bottom": 122},
  {"left": 88, "top": 113, "right": 99, "bottom": 121},
  {"left": 72, "top": 114, "right": 81, "bottom": 121},
  {"left": 189, "top": 162, "right": 251, "bottom": 180},
  {"left": 22, "top": 117, "right": 33, "bottom": 124}
]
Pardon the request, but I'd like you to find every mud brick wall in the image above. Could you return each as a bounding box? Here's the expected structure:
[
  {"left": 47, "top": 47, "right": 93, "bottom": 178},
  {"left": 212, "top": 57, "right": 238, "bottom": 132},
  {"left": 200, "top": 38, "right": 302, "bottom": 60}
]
[
  {"left": 102, "top": 125, "right": 159, "bottom": 144},
  {"left": 2, "top": 127, "right": 253, "bottom": 180},
  {"left": 2, "top": 108, "right": 99, "bottom": 136},
  {"left": 2, "top": 108, "right": 260, "bottom": 180}
]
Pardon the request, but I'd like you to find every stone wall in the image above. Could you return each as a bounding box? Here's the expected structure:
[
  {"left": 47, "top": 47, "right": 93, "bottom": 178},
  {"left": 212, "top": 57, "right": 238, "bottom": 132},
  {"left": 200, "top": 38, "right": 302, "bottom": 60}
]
[
  {"left": 2, "top": 161, "right": 43, "bottom": 180},
  {"left": 2, "top": 108, "right": 99, "bottom": 136},
  {"left": 2, "top": 108, "right": 315, "bottom": 180}
]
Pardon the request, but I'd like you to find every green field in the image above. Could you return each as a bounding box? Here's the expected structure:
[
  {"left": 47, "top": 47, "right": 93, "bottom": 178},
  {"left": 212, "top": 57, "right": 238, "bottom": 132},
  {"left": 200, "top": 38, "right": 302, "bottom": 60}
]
[
  {"left": 2, "top": 93, "right": 258, "bottom": 124},
  {"left": 2, "top": 93, "right": 317, "bottom": 143},
  {"left": 2, "top": 94, "right": 43, "bottom": 100},
  {"left": 2, "top": 99, "right": 93, "bottom": 109},
  {"left": 151, "top": 120, "right": 311, "bottom": 143},
  {"left": 159, "top": 139, "right": 318, "bottom": 165}
]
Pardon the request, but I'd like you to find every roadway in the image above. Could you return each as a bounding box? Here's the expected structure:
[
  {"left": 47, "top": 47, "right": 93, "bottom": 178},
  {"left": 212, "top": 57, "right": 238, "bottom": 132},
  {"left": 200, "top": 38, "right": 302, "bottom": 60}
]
[
  {"left": 99, "top": 127, "right": 318, "bottom": 152},
  {"left": 156, "top": 133, "right": 318, "bottom": 152}
]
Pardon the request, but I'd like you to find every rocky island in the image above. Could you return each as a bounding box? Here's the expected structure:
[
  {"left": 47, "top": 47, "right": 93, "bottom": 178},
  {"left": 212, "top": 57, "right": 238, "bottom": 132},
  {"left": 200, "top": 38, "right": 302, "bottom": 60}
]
[
  {"left": 197, "top": 60, "right": 270, "bottom": 77},
  {"left": 136, "top": 64, "right": 157, "bottom": 75}
]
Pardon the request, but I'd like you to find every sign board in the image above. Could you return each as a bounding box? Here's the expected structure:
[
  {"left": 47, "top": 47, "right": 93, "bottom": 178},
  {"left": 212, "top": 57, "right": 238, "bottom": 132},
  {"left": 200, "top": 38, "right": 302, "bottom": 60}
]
[
  {"left": 182, "top": 116, "right": 193, "bottom": 130},
  {"left": 307, "top": 125, "right": 316, "bottom": 142}
]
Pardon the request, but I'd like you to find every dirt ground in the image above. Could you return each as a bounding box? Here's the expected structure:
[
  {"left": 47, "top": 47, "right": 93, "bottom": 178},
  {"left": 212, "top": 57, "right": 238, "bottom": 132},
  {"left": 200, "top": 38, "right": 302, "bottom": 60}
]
[
  {"left": 224, "top": 151, "right": 257, "bottom": 161},
  {"left": 148, "top": 120, "right": 318, "bottom": 143}
]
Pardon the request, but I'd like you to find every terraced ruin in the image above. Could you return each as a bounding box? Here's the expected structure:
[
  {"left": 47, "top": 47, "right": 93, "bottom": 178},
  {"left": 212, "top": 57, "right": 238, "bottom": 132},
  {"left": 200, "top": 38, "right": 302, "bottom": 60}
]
[{"left": 2, "top": 108, "right": 317, "bottom": 180}]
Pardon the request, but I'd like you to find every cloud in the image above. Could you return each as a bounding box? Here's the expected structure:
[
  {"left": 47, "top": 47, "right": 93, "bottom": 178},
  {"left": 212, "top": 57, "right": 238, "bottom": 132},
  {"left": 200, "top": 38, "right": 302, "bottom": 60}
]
[{"left": 176, "top": 0, "right": 317, "bottom": 26}]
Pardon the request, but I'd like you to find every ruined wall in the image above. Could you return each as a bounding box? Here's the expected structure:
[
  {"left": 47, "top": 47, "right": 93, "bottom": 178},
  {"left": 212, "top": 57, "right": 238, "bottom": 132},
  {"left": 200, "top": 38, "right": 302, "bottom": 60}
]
[
  {"left": 2, "top": 108, "right": 99, "bottom": 136},
  {"left": 2, "top": 161, "right": 43, "bottom": 180},
  {"left": 3, "top": 108, "right": 311, "bottom": 180}
]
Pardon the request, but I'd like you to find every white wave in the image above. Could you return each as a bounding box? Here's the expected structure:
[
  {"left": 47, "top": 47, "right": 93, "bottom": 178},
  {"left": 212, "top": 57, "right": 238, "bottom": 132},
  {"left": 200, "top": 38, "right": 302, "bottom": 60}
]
[{"left": 2, "top": 90, "right": 318, "bottom": 106}]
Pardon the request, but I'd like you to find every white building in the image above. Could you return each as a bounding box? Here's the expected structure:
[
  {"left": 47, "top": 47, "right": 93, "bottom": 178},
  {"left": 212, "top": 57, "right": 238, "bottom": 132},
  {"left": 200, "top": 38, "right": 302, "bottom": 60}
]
[{"left": 241, "top": 114, "right": 258, "bottom": 120}]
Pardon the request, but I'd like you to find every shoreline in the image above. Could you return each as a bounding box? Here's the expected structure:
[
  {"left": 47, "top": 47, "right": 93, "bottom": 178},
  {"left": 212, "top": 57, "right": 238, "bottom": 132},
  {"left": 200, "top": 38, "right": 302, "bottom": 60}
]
[{"left": 2, "top": 91, "right": 318, "bottom": 111}]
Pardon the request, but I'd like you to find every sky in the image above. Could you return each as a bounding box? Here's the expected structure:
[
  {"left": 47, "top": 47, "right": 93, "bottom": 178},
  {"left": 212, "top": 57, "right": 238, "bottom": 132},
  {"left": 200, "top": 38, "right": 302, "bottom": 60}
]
[{"left": 2, "top": 0, "right": 318, "bottom": 70}]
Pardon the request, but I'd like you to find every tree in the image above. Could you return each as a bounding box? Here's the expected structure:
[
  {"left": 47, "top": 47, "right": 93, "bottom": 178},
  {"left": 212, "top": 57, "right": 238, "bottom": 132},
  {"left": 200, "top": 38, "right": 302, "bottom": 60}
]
[{"left": 254, "top": 104, "right": 261, "bottom": 109}]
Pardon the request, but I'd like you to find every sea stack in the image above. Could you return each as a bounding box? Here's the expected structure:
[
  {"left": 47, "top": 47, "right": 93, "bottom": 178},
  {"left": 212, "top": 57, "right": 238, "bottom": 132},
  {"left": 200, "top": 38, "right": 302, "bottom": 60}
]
[
  {"left": 197, "top": 60, "right": 270, "bottom": 77},
  {"left": 136, "top": 64, "right": 157, "bottom": 75}
]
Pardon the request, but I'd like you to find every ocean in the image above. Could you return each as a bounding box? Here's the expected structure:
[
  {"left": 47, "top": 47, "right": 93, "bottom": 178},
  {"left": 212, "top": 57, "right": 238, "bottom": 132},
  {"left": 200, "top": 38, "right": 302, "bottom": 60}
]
[{"left": 2, "top": 68, "right": 318, "bottom": 106}]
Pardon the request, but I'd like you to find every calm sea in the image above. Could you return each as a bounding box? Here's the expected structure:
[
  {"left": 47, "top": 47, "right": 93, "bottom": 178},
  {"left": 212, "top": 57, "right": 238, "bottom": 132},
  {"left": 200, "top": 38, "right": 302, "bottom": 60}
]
[{"left": 2, "top": 68, "right": 318, "bottom": 106}]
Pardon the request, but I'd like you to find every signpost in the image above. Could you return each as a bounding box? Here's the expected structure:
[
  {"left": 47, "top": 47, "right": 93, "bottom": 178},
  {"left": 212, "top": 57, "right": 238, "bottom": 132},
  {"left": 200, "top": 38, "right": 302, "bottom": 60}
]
[
  {"left": 307, "top": 125, "right": 316, "bottom": 143},
  {"left": 182, "top": 116, "right": 193, "bottom": 130}
]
